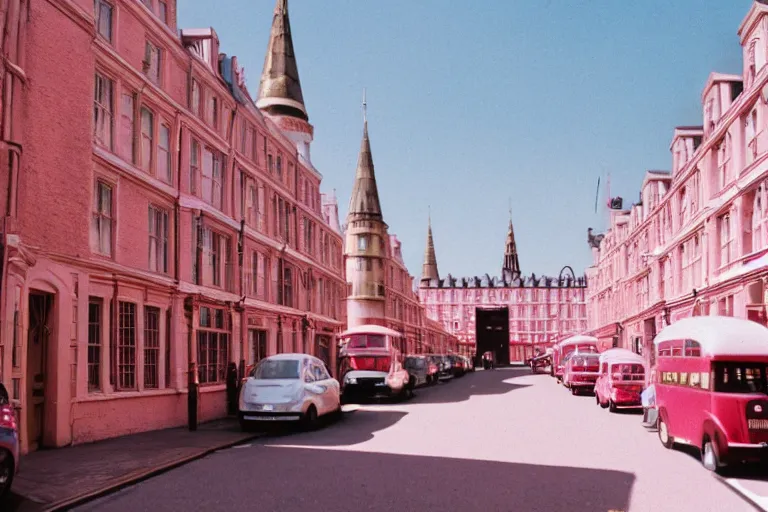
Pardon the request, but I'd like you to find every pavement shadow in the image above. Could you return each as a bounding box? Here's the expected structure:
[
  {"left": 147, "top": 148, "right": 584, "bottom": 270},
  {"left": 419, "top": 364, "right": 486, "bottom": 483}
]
[
  {"left": 74, "top": 446, "right": 637, "bottom": 512},
  {"left": 407, "top": 367, "right": 532, "bottom": 404},
  {"left": 260, "top": 409, "right": 408, "bottom": 447}
]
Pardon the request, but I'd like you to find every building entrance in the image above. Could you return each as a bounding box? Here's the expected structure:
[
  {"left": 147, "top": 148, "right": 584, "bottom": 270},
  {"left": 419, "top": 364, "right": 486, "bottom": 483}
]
[{"left": 475, "top": 307, "right": 510, "bottom": 367}]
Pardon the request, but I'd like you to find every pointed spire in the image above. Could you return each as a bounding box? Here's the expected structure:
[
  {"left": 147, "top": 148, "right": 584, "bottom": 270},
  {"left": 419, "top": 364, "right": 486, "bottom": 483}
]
[
  {"left": 503, "top": 207, "right": 521, "bottom": 279},
  {"left": 421, "top": 209, "right": 439, "bottom": 284},
  {"left": 256, "top": 0, "right": 308, "bottom": 120},
  {"left": 347, "top": 91, "right": 383, "bottom": 221}
]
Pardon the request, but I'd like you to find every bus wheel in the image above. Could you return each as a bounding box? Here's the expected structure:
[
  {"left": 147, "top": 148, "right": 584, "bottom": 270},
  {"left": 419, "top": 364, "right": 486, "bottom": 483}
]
[
  {"left": 702, "top": 437, "right": 724, "bottom": 473},
  {"left": 658, "top": 415, "right": 674, "bottom": 449}
]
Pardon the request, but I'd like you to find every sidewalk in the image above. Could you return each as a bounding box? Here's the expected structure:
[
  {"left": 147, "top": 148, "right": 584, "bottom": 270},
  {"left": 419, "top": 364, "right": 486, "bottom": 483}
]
[{"left": 9, "top": 418, "right": 259, "bottom": 512}]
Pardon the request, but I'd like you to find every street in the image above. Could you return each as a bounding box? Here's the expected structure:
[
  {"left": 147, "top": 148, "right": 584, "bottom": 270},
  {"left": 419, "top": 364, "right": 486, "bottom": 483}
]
[{"left": 74, "top": 368, "right": 753, "bottom": 512}]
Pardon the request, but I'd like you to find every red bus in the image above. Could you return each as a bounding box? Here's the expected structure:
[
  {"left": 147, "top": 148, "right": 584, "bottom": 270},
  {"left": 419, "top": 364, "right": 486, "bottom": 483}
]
[{"left": 654, "top": 316, "right": 768, "bottom": 473}]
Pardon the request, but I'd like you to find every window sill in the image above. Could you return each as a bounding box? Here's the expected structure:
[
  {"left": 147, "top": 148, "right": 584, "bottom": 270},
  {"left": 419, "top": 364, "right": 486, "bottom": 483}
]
[
  {"left": 77, "top": 387, "right": 181, "bottom": 403},
  {"left": 200, "top": 384, "right": 226, "bottom": 393}
]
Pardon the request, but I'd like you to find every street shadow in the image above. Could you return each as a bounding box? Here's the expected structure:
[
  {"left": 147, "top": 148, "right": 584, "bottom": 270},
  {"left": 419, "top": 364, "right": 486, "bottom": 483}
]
[
  {"left": 260, "top": 409, "right": 408, "bottom": 447},
  {"left": 406, "top": 367, "right": 533, "bottom": 404},
  {"left": 75, "top": 446, "right": 637, "bottom": 512}
]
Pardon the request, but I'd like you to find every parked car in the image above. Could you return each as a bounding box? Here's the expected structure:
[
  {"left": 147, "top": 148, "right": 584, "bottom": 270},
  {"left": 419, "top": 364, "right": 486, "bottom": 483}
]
[
  {"left": 425, "top": 356, "right": 441, "bottom": 383},
  {"left": 0, "top": 383, "right": 18, "bottom": 501},
  {"left": 437, "top": 355, "right": 454, "bottom": 380},
  {"left": 403, "top": 355, "right": 430, "bottom": 389},
  {"left": 552, "top": 335, "right": 599, "bottom": 383},
  {"left": 449, "top": 355, "right": 466, "bottom": 377},
  {"left": 563, "top": 353, "right": 601, "bottom": 395},
  {"left": 594, "top": 349, "right": 645, "bottom": 412},
  {"left": 338, "top": 325, "right": 411, "bottom": 401},
  {"left": 238, "top": 354, "right": 341, "bottom": 431}
]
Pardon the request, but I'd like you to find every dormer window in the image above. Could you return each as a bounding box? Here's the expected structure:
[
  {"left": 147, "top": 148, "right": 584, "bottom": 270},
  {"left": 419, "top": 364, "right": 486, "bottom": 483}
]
[
  {"left": 143, "top": 41, "right": 161, "bottom": 85},
  {"left": 95, "top": 0, "right": 113, "bottom": 42}
]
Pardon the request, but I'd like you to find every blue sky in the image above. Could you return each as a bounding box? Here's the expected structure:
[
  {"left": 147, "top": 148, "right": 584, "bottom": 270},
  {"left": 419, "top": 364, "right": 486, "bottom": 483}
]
[{"left": 178, "top": 0, "right": 750, "bottom": 281}]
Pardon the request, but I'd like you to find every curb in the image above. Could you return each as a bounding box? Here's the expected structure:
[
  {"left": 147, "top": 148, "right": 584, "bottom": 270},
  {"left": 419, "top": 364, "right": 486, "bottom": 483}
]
[
  {"left": 714, "top": 474, "right": 768, "bottom": 512},
  {"left": 37, "top": 433, "right": 261, "bottom": 512}
]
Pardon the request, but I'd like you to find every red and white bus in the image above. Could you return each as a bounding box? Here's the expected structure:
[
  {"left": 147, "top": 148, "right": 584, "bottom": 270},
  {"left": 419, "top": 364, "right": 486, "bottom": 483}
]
[{"left": 653, "top": 316, "right": 768, "bottom": 473}]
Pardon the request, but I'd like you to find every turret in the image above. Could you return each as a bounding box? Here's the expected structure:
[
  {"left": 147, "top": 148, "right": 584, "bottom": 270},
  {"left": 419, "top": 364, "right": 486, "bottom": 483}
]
[
  {"left": 420, "top": 212, "right": 439, "bottom": 285},
  {"left": 256, "top": 0, "right": 314, "bottom": 164},
  {"left": 502, "top": 211, "right": 521, "bottom": 280},
  {"left": 344, "top": 96, "right": 388, "bottom": 327}
]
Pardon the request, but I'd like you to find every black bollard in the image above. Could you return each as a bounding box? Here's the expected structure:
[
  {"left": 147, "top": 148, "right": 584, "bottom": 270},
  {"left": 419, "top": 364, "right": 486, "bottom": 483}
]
[
  {"left": 188, "top": 362, "right": 198, "bottom": 431},
  {"left": 226, "top": 362, "right": 238, "bottom": 416}
]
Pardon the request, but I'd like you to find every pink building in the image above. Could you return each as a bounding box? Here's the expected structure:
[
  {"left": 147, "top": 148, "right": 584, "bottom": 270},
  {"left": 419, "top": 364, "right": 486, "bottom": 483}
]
[
  {"left": 0, "top": 0, "right": 345, "bottom": 453},
  {"left": 586, "top": 0, "right": 768, "bottom": 369},
  {"left": 343, "top": 109, "right": 458, "bottom": 355},
  {"left": 419, "top": 216, "right": 588, "bottom": 363}
]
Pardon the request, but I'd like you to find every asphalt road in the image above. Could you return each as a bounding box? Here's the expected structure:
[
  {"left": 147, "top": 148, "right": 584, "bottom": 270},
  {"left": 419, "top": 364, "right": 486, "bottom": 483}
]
[{"left": 74, "top": 368, "right": 755, "bottom": 512}]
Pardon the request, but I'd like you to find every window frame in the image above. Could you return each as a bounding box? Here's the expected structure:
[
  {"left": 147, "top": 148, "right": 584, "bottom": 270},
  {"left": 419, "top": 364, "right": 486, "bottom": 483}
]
[
  {"left": 94, "top": 0, "right": 114, "bottom": 43},
  {"left": 148, "top": 204, "right": 169, "bottom": 274},
  {"left": 93, "top": 73, "right": 114, "bottom": 150},
  {"left": 92, "top": 179, "right": 114, "bottom": 257}
]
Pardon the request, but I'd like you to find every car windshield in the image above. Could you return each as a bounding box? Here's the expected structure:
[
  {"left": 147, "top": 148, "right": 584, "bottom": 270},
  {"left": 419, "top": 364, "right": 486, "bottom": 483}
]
[
  {"left": 347, "top": 334, "right": 387, "bottom": 349},
  {"left": 712, "top": 362, "right": 768, "bottom": 394},
  {"left": 251, "top": 359, "right": 300, "bottom": 380}
]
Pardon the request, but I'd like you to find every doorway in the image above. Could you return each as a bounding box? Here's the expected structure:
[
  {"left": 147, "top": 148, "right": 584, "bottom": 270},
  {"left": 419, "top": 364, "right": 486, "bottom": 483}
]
[
  {"left": 27, "top": 292, "right": 53, "bottom": 452},
  {"left": 475, "top": 307, "right": 510, "bottom": 366}
]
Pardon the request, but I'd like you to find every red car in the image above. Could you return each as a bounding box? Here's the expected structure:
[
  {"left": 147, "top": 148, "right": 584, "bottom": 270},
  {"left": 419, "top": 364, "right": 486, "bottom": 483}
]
[{"left": 0, "top": 383, "right": 18, "bottom": 501}]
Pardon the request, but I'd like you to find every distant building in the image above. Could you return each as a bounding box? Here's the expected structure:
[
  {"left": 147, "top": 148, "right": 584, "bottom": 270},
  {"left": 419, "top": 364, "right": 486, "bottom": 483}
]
[
  {"left": 418, "top": 215, "right": 588, "bottom": 363},
  {"left": 343, "top": 109, "right": 458, "bottom": 354}
]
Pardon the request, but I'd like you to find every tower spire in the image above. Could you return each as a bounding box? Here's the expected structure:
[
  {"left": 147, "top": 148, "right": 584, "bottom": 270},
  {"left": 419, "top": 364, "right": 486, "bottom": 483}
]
[
  {"left": 257, "top": 0, "right": 308, "bottom": 120},
  {"left": 421, "top": 209, "right": 439, "bottom": 285},
  {"left": 347, "top": 91, "right": 383, "bottom": 221},
  {"left": 503, "top": 208, "right": 521, "bottom": 279}
]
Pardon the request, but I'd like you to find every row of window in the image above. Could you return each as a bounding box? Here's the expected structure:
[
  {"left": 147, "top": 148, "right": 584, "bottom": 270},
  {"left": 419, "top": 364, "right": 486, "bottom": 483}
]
[
  {"left": 94, "top": 72, "right": 337, "bottom": 268},
  {"left": 659, "top": 371, "right": 710, "bottom": 389},
  {"left": 92, "top": 180, "right": 170, "bottom": 273},
  {"left": 92, "top": 179, "right": 341, "bottom": 316}
]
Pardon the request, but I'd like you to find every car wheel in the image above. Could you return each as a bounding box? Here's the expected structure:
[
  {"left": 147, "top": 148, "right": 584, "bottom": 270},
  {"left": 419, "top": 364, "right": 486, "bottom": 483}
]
[
  {"left": 303, "top": 405, "right": 319, "bottom": 431},
  {"left": 239, "top": 419, "right": 250, "bottom": 432},
  {"left": 609, "top": 400, "right": 617, "bottom": 413},
  {"left": 658, "top": 414, "right": 674, "bottom": 449},
  {"left": 571, "top": 386, "right": 578, "bottom": 395},
  {"left": 0, "top": 449, "right": 14, "bottom": 501}
]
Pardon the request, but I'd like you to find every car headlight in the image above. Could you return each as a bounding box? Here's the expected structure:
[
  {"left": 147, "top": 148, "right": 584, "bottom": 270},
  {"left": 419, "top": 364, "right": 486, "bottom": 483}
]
[{"left": 346, "top": 376, "right": 357, "bottom": 385}]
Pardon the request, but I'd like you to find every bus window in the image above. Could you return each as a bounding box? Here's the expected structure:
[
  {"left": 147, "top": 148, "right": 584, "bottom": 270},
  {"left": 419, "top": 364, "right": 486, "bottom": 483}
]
[
  {"left": 713, "top": 363, "right": 767, "bottom": 394},
  {"left": 684, "top": 339, "right": 701, "bottom": 357}
]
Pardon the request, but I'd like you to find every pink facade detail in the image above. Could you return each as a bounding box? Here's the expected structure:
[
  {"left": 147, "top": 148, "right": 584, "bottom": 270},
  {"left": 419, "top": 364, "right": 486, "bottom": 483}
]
[
  {"left": 0, "top": 0, "right": 346, "bottom": 453},
  {"left": 586, "top": 1, "right": 768, "bottom": 368}
]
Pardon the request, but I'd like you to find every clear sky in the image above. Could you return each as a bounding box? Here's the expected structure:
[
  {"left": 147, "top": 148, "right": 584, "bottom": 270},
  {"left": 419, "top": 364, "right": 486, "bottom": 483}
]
[{"left": 178, "top": 0, "right": 750, "bottom": 281}]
